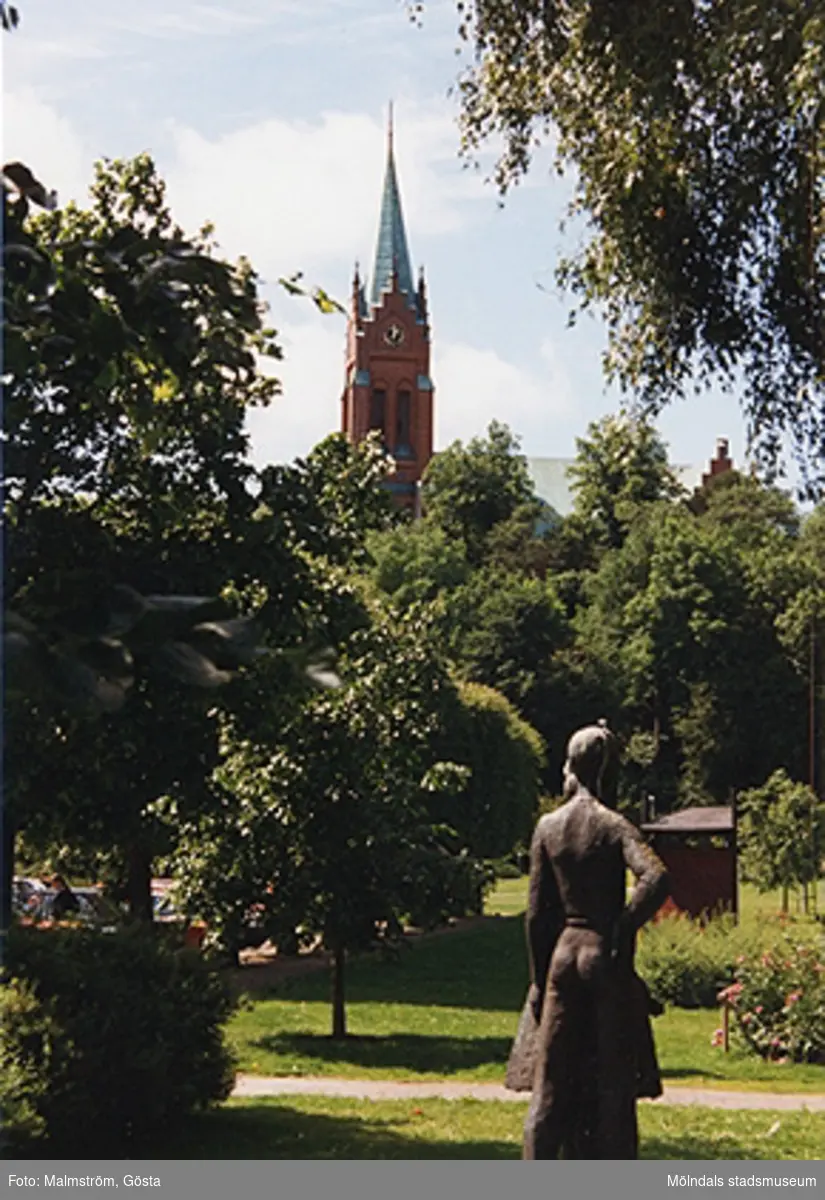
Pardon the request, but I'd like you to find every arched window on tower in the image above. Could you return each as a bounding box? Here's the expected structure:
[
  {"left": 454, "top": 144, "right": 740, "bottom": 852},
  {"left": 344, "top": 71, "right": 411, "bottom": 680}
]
[
  {"left": 395, "top": 388, "right": 413, "bottom": 458},
  {"left": 369, "top": 388, "right": 386, "bottom": 436}
]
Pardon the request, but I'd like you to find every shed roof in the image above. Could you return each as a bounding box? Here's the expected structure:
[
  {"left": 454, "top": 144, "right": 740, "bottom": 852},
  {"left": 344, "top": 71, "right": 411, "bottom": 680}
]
[{"left": 642, "top": 805, "right": 734, "bottom": 835}]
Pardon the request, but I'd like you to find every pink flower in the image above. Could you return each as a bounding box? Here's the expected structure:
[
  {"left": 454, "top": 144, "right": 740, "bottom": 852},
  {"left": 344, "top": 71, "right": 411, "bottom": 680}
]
[
  {"left": 755, "top": 1005, "right": 763, "bottom": 1014},
  {"left": 741, "top": 1012, "right": 753, "bottom": 1025},
  {"left": 785, "top": 992, "right": 802, "bottom": 1006},
  {"left": 711, "top": 1029, "right": 725, "bottom": 1047}
]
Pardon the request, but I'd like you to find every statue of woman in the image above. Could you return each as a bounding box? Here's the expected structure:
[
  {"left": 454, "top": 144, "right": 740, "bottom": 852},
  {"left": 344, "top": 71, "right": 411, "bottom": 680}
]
[{"left": 510, "top": 722, "right": 669, "bottom": 1159}]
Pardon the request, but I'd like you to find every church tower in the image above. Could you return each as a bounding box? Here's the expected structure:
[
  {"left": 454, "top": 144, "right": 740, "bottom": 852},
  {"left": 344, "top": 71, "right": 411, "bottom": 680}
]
[{"left": 341, "top": 108, "right": 434, "bottom": 508}]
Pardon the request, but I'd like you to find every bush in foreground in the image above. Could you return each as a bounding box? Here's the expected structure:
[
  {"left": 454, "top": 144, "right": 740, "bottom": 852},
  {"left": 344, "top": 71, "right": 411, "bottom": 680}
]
[{"left": 1, "top": 924, "right": 235, "bottom": 1154}]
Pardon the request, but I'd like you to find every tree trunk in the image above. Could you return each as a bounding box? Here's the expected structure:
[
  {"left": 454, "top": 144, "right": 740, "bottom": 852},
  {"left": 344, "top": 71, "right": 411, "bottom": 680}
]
[
  {"left": 331, "top": 946, "right": 347, "bottom": 1039},
  {"left": 781, "top": 883, "right": 789, "bottom": 914},
  {"left": 126, "top": 844, "right": 153, "bottom": 923}
]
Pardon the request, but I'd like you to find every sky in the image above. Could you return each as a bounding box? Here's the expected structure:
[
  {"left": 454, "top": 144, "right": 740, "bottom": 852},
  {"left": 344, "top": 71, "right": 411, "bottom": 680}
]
[{"left": 4, "top": 0, "right": 753, "bottom": 476}]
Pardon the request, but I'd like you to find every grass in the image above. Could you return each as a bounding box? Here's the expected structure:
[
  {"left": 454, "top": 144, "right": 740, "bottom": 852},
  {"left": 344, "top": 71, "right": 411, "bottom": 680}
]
[
  {"left": 485, "top": 876, "right": 529, "bottom": 918},
  {"left": 226, "top": 881, "right": 825, "bottom": 1092},
  {"left": 159, "top": 1097, "right": 825, "bottom": 1160}
]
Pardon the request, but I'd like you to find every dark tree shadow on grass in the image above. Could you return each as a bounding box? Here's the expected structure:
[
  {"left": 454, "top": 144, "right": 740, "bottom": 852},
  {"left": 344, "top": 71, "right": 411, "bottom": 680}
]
[
  {"left": 250, "top": 1032, "right": 513, "bottom": 1075},
  {"left": 160, "top": 1101, "right": 520, "bottom": 1160},
  {"left": 661, "top": 1067, "right": 726, "bottom": 1081}
]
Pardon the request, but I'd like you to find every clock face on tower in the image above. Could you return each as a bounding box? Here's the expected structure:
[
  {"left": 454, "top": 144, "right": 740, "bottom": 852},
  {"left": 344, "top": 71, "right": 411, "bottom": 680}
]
[{"left": 383, "top": 322, "right": 405, "bottom": 348}]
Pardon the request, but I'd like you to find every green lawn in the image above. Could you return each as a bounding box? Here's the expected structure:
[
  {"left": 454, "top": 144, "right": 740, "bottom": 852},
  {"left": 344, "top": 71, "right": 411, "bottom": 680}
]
[
  {"left": 162, "top": 1097, "right": 825, "bottom": 1160},
  {"left": 485, "top": 876, "right": 530, "bottom": 917},
  {"left": 227, "top": 890, "right": 825, "bottom": 1093}
]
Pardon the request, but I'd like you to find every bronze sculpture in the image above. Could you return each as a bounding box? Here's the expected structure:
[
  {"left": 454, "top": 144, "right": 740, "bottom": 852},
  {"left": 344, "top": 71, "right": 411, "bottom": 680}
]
[{"left": 507, "top": 722, "right": 670, "bottom": 1159}]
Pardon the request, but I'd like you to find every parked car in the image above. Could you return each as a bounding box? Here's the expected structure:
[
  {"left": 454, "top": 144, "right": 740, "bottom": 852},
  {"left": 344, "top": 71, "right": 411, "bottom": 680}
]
[
  {"left": 12, "top": 876, "right": 49, "bottom": 915},
  {"left": 12, "top": 879, "right": 122, "bottom": 932},
  {"left": 152, "top": 879, "right": 208, "bottom": 949}
]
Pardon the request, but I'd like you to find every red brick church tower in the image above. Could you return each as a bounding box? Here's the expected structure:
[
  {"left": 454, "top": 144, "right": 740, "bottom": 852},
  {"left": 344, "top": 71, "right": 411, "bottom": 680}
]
[{"left": 341, "top": 109, "right": 434, "bottom": 509}]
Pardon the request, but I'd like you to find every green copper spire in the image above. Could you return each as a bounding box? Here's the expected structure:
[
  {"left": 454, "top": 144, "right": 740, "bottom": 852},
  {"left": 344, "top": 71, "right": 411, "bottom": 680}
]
[{"left": 370, "top": 103, "right": 415, "bottom": 309}]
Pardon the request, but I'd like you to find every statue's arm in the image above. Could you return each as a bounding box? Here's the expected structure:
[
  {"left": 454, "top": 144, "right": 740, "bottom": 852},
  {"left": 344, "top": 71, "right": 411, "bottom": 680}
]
[
  {"left": 526, "top": 820, "right": 563, "bottom": 1012},
  {"left": 615, "top": 819, "right": 670, "bottom": 954}
]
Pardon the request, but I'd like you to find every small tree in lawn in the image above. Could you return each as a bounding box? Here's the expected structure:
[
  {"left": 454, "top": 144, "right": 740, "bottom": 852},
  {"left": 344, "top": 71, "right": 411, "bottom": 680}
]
[
  {"left": 738, "top": 770, "right": 825, "bottom": 912},
  {"left": 172, "top": 601, "right": 486, "bottom": 1038}
]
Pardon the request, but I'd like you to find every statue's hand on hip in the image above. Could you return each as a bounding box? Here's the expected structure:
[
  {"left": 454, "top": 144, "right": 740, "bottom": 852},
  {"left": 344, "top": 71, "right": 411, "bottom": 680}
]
[{"left": 610, "top": 914, "right": 634, "bottom": 965}]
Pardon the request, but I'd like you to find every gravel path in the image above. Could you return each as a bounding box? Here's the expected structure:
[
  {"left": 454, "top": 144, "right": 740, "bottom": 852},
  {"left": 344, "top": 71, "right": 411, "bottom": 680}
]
[{"left": 232, "top": 1075, "right": 825, "bottom": 1111}]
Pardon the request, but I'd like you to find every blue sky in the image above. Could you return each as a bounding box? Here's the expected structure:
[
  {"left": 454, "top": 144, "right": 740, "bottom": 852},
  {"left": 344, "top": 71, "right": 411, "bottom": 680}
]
[{"left": 5, "top": 0, "right": 752, "bottom": 476}]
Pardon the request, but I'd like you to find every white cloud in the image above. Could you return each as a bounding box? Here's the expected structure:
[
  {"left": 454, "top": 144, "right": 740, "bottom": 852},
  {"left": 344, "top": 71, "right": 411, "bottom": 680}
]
[
  {"left": 245, "top": 314, "right": 346, "bottom": 468},
  {"left": 161, "top": 101, "right": 486, "bottom": 282},
  {"left": 3, "top": 89, "right": 91, "bottom": 206},
  {"left": 433, "top": 336, "right": 575, "bottom": 452}
]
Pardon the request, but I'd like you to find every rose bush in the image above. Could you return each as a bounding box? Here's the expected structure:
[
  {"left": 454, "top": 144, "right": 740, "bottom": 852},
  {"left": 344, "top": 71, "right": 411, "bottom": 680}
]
[{"left": 720, "top": 939, "right": 825, "bottom": 1064}]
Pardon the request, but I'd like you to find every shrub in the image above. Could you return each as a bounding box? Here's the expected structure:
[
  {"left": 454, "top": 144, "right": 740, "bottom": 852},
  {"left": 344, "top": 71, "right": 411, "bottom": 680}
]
[
  {"left": 0, "top": 978, "right": 51, "bottom": 1152},
  {"left": 721, "top": 940, "right": 825, "bottom": 1064},
  {"left": 436, "top": 681, "right": 546, "bottom": 860},
  {"left": 538, "top": 795, "right": 565, "bottom": 817},
  {"left": 2, "top": 923, "right": 235, "bottom": 1153},
  {"left": 492, "top": 860, "right": 523, "bottom": 880},
  {"left": 636, "top": 912, "right": 787, "bottom": 1008}
]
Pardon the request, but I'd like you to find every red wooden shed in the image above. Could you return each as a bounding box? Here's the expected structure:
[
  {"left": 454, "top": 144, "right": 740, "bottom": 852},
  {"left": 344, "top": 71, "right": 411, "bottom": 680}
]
[{"left": 642, "top": 805, "right": 737, "bottom": 920}]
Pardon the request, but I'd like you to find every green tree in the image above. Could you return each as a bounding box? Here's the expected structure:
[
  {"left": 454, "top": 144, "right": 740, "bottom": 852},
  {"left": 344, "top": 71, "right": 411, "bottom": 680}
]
[
  {"left": 738, "top": 769, "right": 825, "bottom": 911},
  {"left": 569, "top": 413, "right": 684, "bottom": 550},
  {"left": 170, "top": 605, "right": 486, "bottom": 1035},
  {"left": 692, "top": 471, "right": 801, "bottom": 545},
  {"left": 776, "top": 502, "right": 825, "bottom": 804},
  {"left": 292, "top": 432, "right": 395, "bottom": 565},
  {"left": 365, "top": 519, "right": 471, "bottom": 610},
  {"left": 3, "top": 158, "right": 388, "bottom": 926},
  {"left": 482, "top": 500, "right": 556, "bottom": 577},
  {"left": 435, "top": 681, "right": 546, "bottom": 860},
  {"left": 448, "top": 569, "right": 568, "bottom": 704},
  {"left": 577, "top": 500, "right": 807, "bottom": 810},
  {"left": 3, "top": 153, "right": 285, "bottom": 924},
  {"left": 422, "top": 421, "right": 538, "bottom": 563},
  {"left": 4, "top": 155, "right": 278, "bottom": 525},
  {"left": 7, "top": 432, "right": 392, "bottom": 927},
  {"left": 446, "top": 567, "right": 588, "bottom": 789},
  {"left": 432, "top": 0, "right": 825, "bottom": 491}
]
